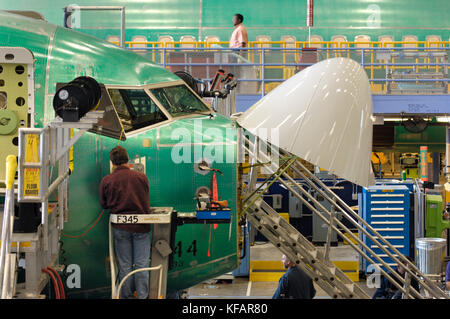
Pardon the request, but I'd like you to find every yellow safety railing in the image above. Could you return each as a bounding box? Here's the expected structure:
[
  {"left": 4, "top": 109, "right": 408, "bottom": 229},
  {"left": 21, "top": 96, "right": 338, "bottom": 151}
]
[
  {"left": 204, "top": 41, "right": 230, "bottom": 48},
  {"left": 114, "top": 39, "right": 449, "bottom": 94},
  {"left": 113, "top": 39, "right": 450, "bottom": 50},
  {"left": 5, "top": 155, "right": 17, "bottom": 190}
]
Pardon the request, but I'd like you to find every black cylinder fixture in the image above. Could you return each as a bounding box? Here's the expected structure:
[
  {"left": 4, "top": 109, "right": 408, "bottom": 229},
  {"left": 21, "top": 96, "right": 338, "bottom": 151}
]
[{"left": 53, "top": 76, "right": 101, "bottom": 122}]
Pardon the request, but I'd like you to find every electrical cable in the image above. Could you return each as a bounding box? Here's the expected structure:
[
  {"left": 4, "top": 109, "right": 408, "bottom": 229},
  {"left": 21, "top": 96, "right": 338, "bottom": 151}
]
[
  {"left": 47, "top": 266, "right": 65, "bottom": 299},
  {"left": 47, "top": 266, "right": 66, "bottom": 299},
  {"left": 41, "top": 268, "right": 60, "bottom": 299},
  {"left": 117, "top": 128, "right": 124, "bottom": 146},
  {"left": 58, "top": 240, "right": 69, "bottom": 293},
  {"left": 62, "top": 209, "right": 105, "bottom": 239},
  {"left": 114, "top": 265, "right": 163, "bottom": 299},
  {"left": 59, "top": 240, "right": 67, "bottom": 265}
]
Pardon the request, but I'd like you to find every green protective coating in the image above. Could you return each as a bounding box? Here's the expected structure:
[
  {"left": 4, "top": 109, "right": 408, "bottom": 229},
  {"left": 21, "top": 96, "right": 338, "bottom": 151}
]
[
  {"left": 0, "top": 11, "right": 239, "bottom": 297},
  {"left": 0, "top": 1, "right": 448, "bottom": 42},
  {"left": 0, "top": 11, "right": 179, "bottom": 127},
  {"left": 425, "top": 194, "right": 450, "bottom": 238}
]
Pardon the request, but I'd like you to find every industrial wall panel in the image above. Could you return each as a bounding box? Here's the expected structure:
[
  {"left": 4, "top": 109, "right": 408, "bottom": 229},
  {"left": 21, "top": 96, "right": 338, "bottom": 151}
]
[{"left": 1, "top": 0, "right": 448, "bottom": 42}]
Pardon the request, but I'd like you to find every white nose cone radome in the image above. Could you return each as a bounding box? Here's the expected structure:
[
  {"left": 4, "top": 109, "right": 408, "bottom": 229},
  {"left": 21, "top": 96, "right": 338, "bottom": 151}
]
[{"left": 237, "top": 58, "right": 374, "bottom": 187}]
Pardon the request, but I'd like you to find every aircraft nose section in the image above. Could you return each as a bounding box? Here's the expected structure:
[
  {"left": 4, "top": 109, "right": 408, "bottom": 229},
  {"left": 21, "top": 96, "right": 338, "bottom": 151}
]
[{"left": 237, "top": 57, "right": 374, "bottom": 187}]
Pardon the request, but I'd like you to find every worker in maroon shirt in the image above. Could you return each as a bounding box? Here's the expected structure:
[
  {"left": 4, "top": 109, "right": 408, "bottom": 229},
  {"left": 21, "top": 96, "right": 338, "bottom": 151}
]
[{"left": 99, "top": 146, "right": 151, "bottom": 299}]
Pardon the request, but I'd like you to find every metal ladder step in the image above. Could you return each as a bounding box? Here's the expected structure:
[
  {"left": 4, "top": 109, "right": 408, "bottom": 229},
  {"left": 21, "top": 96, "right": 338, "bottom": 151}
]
[{"left": 246, "top": 199, "right": 369, "bottom": 299}]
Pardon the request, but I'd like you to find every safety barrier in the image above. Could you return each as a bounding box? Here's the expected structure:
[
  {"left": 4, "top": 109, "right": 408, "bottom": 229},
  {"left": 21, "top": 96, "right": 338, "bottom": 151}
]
[
  {"left": 124, "top": 45, "right": 449, "bottom": 96},
  {"left": 116, "top": 40, "right": 450, "bottom": 49},
  {"left": 0, "top": 155, "right": 17, "bottom": 299}
]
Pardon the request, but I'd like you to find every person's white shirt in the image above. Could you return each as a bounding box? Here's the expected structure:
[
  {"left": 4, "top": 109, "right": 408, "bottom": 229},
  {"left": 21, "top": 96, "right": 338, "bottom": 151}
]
[{"left": 229, "top": 23, "right": 248, "bottom": 48}]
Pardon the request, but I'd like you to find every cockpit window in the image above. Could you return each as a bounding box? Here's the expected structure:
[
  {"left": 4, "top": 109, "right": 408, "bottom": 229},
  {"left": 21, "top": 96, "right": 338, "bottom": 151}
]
[
  {"left": 150, "top": 85, "right": 210, "bottom": 117},
  {"left": 108, "top": 89, "right": 168, "bottom": 132}
]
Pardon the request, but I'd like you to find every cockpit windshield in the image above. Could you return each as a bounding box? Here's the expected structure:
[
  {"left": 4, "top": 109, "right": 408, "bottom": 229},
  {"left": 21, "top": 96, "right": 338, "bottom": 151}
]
[
  {"left": 101, "top": 83, "right": 210, "bottom": 135},
  {"left": 150, "top": 85, "right": 210, "bottom": 117},
  {"left": 108, "top": 88, "right": 168, "bottom": 132}
]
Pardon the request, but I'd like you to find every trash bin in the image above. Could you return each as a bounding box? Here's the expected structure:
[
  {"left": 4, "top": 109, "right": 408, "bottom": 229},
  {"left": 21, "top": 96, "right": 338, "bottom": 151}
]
[{"left": 415, "top": 238, "right": 446, "bottom": 275}]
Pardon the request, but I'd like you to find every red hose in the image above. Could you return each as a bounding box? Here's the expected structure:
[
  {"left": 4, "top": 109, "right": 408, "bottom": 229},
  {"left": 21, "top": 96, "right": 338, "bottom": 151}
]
[
  {"left": 47, "top": 266, "right": 66, "bottom": 299},
  {"left": 62, "top": 209, "right": 105, "bottom": 238},
  {"left": 41, "top": 268, "right": 60, "bottom": 299}
]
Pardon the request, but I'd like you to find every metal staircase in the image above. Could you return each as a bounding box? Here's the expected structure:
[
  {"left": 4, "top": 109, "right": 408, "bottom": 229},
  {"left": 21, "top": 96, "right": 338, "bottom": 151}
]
[
  {"left": 0, "top": 111, "right": 104, "bottom": 298},
  {"left": 246, "top": 198, "right": 370, "bottom": 298},
  {"left": 241, "top": 136, "right": 449, "bottom": 299}
]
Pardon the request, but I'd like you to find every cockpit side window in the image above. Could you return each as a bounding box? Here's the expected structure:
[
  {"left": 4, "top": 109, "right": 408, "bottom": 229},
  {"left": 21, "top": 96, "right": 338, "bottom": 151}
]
[
  {"left": 150, "top": 85, "right": 210, "bottom": 117},
  {"left": 108, "top": 88, "right": 168, "bottom": 132},
  {"left": 108, "top": 89, "right": 133, "bottom": 132}
]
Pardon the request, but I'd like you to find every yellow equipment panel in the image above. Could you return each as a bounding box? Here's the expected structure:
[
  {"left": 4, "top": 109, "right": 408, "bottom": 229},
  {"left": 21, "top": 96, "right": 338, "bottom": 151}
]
[{"left": 0, "top": 47, "right": 34, "bottom": 184}]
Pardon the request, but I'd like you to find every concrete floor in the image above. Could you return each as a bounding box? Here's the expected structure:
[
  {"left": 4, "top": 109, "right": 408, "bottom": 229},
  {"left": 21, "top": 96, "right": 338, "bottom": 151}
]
[{"left": 187, "top": 242, "right": 377, "bottom": 299}]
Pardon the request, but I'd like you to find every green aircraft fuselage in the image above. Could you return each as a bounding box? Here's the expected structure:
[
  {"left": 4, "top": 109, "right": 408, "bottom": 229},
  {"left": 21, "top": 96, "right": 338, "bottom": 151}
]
[{"left": 0, "top": 11, "right": 240, "bottom": 297}]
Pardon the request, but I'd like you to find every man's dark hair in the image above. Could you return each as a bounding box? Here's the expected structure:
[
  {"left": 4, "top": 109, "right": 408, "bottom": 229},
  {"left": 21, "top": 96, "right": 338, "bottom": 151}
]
[
  {"left": 110, "top": 146, "right": 129, "bottom": 166},
  {"left": 235, "top": 13, "right": 244, "bottom": 23}
]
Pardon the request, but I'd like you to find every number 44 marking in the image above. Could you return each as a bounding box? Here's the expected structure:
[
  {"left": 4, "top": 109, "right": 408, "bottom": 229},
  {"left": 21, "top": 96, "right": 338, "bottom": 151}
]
[
  {"left": 174, "top": 240, "right": 197, "bottom": 257},
  {"left": 187, "top": 240, "right": 197, "bottom": 256}
]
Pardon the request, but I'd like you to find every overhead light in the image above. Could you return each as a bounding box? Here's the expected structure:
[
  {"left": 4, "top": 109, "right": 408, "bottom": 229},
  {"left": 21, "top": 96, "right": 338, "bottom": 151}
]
[
  {"left": 381, "top": 116, "right": 450, "bottom": 124},
  {"left": 372, "top": 115, "right": 384, "bottom": 125},
  {"left": 436, "top": 116, "right": 450, "bottom": 123},
  {"left": 383, "top": 118, "right": 404, "bottom": 122}
]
